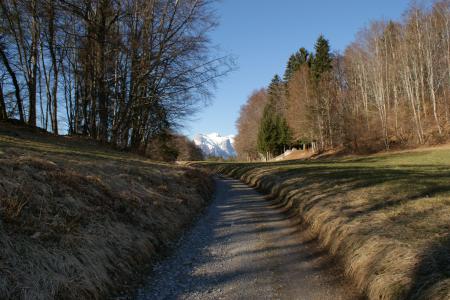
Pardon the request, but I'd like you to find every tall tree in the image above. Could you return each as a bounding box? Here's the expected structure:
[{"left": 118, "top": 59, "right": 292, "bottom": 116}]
[
  {"left": 311, "top": 35, "right": 335, "bottom": 150},
  {"left": 42, "top": 0, "right": 59, "bottom": 134},
  {"left": 0, "top": 80, "right": 7, "bottom": 120},
  {"left": 257, "top": 90, "right": 293, "bottom": 160},
  {"left": 235, "top": 89, "right": 268, "bottom": 161},
  {"left": 277, "top": 115, "right": 292, "bottom": 152},
  {"left": 268, "top": 74, "right": 288, "bottom": 114},
  {"left": 311, "top": 35, "right": 333, "bottom": 81},
  {"left": 284, "top": 47, "right": 309, "bottom": 81},
  {"left": 28, "top": 0, "right": 39, "bottom": 126},
  {"left": 240, "top": 0, "right": 450, "bottom": 159},
  {"left": 0, "top": 42, "right": 24, "bottom": 122},
  {"left": 257, "top": 101, "right": 279, "bottom": 160}
]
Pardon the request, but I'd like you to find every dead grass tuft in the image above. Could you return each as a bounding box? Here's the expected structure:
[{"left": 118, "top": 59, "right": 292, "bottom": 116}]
[
  {"left": 0, "top": 196, "right": 28, "bottom": 222},
  {"left": 197, "top": 148, "right": 450, "bottom": 299},
  {"left": 0, "top": 122, "right": 214, "bottom": 299}
]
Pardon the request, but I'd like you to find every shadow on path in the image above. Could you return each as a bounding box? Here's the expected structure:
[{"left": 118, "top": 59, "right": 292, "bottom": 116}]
[{"left": 131, "top": 178, "right": 362, "bottom": 300}]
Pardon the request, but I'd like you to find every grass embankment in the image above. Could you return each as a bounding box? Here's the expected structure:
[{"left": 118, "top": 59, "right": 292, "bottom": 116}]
[
  {"left": 0, "top": 121, "right": 213, "bottom": 300},
  {"left": 196, "top": 149, "right": 450, "bottom": 300}
]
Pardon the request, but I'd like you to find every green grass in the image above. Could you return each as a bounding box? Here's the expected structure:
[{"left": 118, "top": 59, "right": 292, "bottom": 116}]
[{"left": 196, "top": 148, "right": 450, "bottom": 300}]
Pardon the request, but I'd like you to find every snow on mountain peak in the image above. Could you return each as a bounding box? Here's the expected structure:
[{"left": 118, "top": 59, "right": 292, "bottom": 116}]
[{"left": 193, "top": 133, "right": 236, "bottom": 158}]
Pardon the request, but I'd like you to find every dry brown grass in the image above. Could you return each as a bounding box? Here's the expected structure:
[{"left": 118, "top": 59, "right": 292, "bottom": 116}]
[
  {"left": 196, "top": 149, "right": 450, "bottom": 300},
  {"left": 0, "top": 121, "right": 213, "bottom": 299}
]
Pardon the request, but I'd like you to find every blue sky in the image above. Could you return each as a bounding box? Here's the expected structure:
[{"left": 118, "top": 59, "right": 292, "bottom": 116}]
[{"left": 182, "top": 0, "right": 412, "bottom": 138}]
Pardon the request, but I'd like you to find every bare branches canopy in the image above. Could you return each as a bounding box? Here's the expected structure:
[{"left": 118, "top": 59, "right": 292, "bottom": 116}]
[
  {"left": 236, "top": 0, "right": 450, "bottom": 159},
  {"left": 0, "top": 0, "right": 233, "bottom": 152}
]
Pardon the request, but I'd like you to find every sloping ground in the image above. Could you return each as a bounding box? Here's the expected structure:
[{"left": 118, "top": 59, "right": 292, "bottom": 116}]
[
  {"left": 195, "top": 149, "right": 450, "bottom": 300},
  {"left": 272, "top": 149, "right": 313, "bottom": 161},
  {"left": 0, "top": 121, "right": 213, "bottom": 300},
  {"left": 133, "top": 178, "right": 362, "bottom": 300}
]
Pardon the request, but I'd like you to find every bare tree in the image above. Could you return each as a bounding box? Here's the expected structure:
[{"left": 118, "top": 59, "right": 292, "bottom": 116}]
[{"left": 235, "top": 89, "right": 268, "bottom": 161}]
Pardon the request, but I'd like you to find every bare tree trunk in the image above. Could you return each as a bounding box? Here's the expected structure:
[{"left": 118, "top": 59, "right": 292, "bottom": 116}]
[
  {"left": 443, "top": 6, "right": 450, "bottom": 125},
  {"left": 28, "top": 0, "right": 39, "bottom": 126},
  {"left": 47, "top": 2, "right": 58, "bottom": 135},
  {"left": 0, "top": 46, "right": 24, "bottom": 122},
  {"left": 0, "top": 82, "right": 7, "bottom": 120},
  {"left": 40, "top": 41, "right": 52, "bottom": 131},
  {"left": 38, "top": 60, "right": 45, "bottom": 128},
  {"left": 402, "top": 61, "right": 424, "bottom": 144}
]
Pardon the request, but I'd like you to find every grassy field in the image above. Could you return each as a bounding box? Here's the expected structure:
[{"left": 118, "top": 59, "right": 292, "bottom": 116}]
[
  {"left": 0, "top": 121, "right": 213, "bottom": 300},
  {"left": 196, "top": 148, "right": 450, "bottom": 300}
]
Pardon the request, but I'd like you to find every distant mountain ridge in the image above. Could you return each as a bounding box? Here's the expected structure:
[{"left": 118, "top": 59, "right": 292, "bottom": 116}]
[{"left": 193, "top": 133, "right": 236, "bottom": 158}]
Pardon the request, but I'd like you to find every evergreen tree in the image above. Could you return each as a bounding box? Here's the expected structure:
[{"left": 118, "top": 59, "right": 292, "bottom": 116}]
[
  {"left": 268, "top": 74, "right": 286, "bottom": 113},
  {"left": 307, "top": 52, "right": 315, "bottom": 68},
  {"left": 284, "top": 55, "right": 298, "bottom": 82},
  {"left": 277, "top": 116, "right": 293, "bottom": 152},
  {"left": 311, "top": 35, "right": 333, "bottom": 81},
  {"left": 284, "top": 47, "right": 309, "bottom": 81},
  {"left": 258, "top": 74, "right": 294, "bottom": 159},
  {"left": 298, "top": 47, "right": 309, "bottom": 64},
  {"left": 268, "top": 74, "right": 282, "bottom": 98},
  {"left": 257, "top": 101, "right": 278, "bottom": 159},
  {"left": 258, "top": 101, "right": 293, "bottom": 159}
]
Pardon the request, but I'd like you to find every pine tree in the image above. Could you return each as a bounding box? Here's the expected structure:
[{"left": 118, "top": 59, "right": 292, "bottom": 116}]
[
  {"left": 298, "top": 47, "right": 309, "bottom": 64},
  {"left": 257, "top": 101, "right": 278, "bottom": 160},
  {"left": 277, "top": 116, "right": 292, "bottom": 152},
  {"left": 258, "top": 74, "right": 294, "bottom": 159},
  {"left": 284, "top": 55, "right": 297, "bottom": 82},
  {"left": 257, "top": 101, "right": 293, "bottom": 159},
  {"left": 284, "top": 47, "right": 309, "bottom": 81},
  {"left": 268, "top": 74, "right": 282, "bottom": 98},
  {"left": 311, "top": 35, "right": 333, "bottom": 81},
  {"left": 268, "top": 74, "right": 286, "bottom": 113}
]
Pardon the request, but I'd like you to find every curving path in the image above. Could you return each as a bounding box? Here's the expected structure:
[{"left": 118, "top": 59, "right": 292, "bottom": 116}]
[{"left": 131, "top": 177, "right": 362, "bottom": 300}]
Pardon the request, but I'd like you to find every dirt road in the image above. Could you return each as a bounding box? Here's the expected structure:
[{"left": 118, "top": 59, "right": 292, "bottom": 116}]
[{"left": 132, "top": 178, "right": 362, "bottom": 300}]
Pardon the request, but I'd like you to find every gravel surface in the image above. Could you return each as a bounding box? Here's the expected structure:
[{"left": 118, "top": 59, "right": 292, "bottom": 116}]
[{"left": 130, "top": 177, "right": 363, "bottom": 300}]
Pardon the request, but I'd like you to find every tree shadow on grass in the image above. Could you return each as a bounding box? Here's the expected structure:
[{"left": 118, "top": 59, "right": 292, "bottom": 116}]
[
  {"left": 239, "top": 163, "right": 450, "bottom": 194},
  {"left": 217, "top": 163, "right": 450, "bottom": 298},
  {"left": 407, "top": 234, "right": 450, "bottom": 299}
]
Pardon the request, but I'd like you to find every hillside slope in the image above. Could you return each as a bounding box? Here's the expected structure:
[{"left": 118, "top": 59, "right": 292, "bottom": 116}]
[
  {"left": 195, "top": 149, "right": 450, "bottom": 300},
  {"left": 0, "top": 121, "right": 213, "bottom": 300}
]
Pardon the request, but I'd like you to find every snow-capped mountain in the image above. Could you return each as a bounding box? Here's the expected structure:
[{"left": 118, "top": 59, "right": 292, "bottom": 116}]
[{"left": 193, "top": 133, "right": 236, "bottom": 158}]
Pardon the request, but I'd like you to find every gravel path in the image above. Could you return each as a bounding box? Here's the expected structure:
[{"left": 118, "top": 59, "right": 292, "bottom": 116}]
[{"left": 131, "top": 177, "right": 362, "bottom": 300}]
